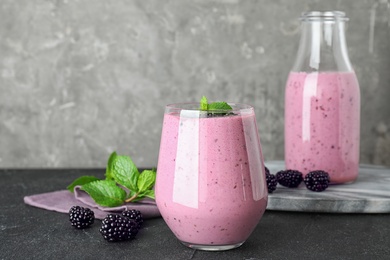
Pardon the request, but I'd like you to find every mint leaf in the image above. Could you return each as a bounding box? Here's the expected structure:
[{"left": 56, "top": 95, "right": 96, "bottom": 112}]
[
  {"left": 141, "top": 189, "right": 155, "bottom": 200},
  {"left": 199, "top": 96, "right": 232, "bottom": 112},
  {"left": 105, "top": 151, "right": 117, "bottom": 180},
  {"left": 208, "top": 101, "right": 232, "bottom": 111},
  {"left": 67, "top": 176, "right": 100, "bottom": 193},
  {"left": 81, "top": 180, "right": 126, "bottom": 207},
  {"left": 200, "top": 96, "right": 208, "bottom": 111},
  {"left": 137, "top": 169, "right": 156, "bottom": 192},
  {"left": 111, "top": 155, "right": 139, "bottom": 192},
  {"left": 125, "top": 169, "right": 156, "bottom": 203}
]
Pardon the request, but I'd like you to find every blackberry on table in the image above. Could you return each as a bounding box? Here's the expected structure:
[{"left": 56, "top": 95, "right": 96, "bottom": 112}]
[
  {"left": 304, "top": 170, "right": 330, "bottom": 192},
  {"left": 276, "top": 169, "right": 303, "bottom": 188},
  {"left": 69, "top": 206, "right": 94, "bottom": 229},
  {"left": 100, "top": 214, "right": 139, "bottom": 242},
  {"left": 122, "top": 209, "right": 144, "bottom": 227},
  {"left": 265, "top": 167, "right": 277, "bottom": 193}
]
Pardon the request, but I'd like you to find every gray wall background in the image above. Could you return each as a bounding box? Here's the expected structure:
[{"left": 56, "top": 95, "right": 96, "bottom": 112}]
[{"left": 1, "top": 0, "right": 389, "bottom": 168}]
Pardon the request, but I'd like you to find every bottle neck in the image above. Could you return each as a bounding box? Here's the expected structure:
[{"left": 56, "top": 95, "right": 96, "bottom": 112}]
[{"left": 292, "top": 13, "right": 353, "bottom": 72}]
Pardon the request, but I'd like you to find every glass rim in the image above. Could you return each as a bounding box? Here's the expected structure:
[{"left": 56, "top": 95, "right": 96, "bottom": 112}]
[
  {"left": 165, "top": 102, "right": 254, "bottom": 113},
  {"left": 300, "top": 11, "right": 349, "bottom": 22}
]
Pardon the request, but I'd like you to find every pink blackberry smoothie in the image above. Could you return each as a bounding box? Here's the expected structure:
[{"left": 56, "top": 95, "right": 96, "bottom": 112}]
[
  {"left": 156, "top": 104, "right": 267, "bottom": 250},
  {"left": 285, "top": 72, "right": 360, "bottom": 183}
]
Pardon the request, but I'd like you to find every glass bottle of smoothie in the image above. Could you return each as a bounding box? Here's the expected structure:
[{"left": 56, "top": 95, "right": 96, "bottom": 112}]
[{"left": 284, "top": 11, "right": 360, "bottom": 184}]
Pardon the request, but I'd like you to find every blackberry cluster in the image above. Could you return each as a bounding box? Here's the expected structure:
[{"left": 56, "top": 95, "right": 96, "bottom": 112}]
[
  {"left": 122, "top": 209, "right": 144, "bottom": 227},
  {"left": 304, "top": 170, "right": 330, "bottom": 192},
  {"left": 99, "top": 214, "right": 140, "bottom": 242},
  {"left": 276, "top": 170, "right": 303, "bottom": 188},
  {"left": 265, "top": 166, "right": 277, "bottom": 193},
  {"left": 69, "top": 206, "right": 95, "bottom": 229}
]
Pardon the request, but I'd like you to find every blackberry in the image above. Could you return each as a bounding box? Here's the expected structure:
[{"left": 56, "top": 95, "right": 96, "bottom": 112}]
[
  {"left": 69, "top": 206, "right": 94, "bottom": 229},
  {"left": 275, "top": 169, "right": 303, "bottom": 188},
  {"left": 304, "top": 170, "right": 330, "bottom": 192},
  {"left": 265, "top": 167, "right": 277, "bottom": 193},
  {"left": 122, "top": 209, "right": 144, "bottom": 227},
  {"left": 100, "top": 214, "right": 139, "bottom": 242}
]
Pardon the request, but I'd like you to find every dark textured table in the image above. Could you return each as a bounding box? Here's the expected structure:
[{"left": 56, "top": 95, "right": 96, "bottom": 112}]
[{"left": 1, "top": 169, "right": 389, "bottom": 260}]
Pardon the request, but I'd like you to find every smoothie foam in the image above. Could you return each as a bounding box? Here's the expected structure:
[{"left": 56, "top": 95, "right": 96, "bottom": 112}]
[
  {"left": 285, "top": 71, "right": 360, "bottom": 183},
  {"left": 156, "top": 109, "right": 267, "bottom": 246}
]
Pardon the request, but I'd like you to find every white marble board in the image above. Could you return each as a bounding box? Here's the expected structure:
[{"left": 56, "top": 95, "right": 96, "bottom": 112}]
[{"left": 265, "top": 161, "right": 390, "bottom": 213}]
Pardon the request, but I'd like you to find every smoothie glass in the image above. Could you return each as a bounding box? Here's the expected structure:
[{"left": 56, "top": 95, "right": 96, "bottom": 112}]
[{"left": 155, "top": 103, "right": 268, "bottom": 251}]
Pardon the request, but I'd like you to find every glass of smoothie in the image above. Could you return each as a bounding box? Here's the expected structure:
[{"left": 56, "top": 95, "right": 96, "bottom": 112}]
[{"left": 155, "top": 102, "right": 268, "bottom": 251}]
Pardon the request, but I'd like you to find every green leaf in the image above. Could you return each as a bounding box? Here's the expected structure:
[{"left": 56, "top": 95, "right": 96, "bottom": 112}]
[
  {"left": 112, "top": 155, "right": 139, "bottom": 192},
  {"left": 67, "top": 176, "right": 100, "bottom": 193},
  {"left": 105, "top": 151, "right": 117, "bottom": 180},
  {"left": 208, "top": 101, "right": 232, "bottom": 111},
  {"left": 81, "top": 180, "right": 126, "bottom": 207},
  {"left": 137, "top": 169, "right": 156, "bottom": 192},
  {"left": 141, "top": 189, "right": 155, "bottom": 200},
  {"left": 200, "top": 96, "right": 208, "bottom": 111}
]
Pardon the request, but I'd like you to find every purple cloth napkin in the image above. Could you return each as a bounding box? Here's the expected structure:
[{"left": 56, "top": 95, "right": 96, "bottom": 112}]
[{"left": 24, "top": 186, "right": 161, "bottom": 219}]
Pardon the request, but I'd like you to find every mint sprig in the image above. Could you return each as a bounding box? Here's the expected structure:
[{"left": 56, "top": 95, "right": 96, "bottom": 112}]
[
  {"left": 199, "top": 95, "right": 233, "bottom": 112},
  {"left": 67, "top": 152, "right": 156, "bottom": 207}
]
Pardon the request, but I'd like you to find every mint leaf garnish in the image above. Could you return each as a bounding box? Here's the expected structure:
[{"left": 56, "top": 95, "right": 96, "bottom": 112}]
[
  {"left": 67, "top": 176, "right": 100, "bottom": 193},
  {"left": 67, "top": 151, "right": 157, "bottom": 207},
  {"left": 81, "top": 180, "right": 127, "bottom": 207},
  {"left": 199, "top": 96, "right": 233, "bottom": 114},
  {"left": 208, "top": 101, "right": 232, "bottom": 111},
  {"left": 200, "top": 96, "right": 208, "bottom": 111}
]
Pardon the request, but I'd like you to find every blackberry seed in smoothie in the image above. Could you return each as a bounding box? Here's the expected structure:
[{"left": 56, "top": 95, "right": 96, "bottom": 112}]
[{"left": 155, "top": 103, "right": 268, "bottom": 251}]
